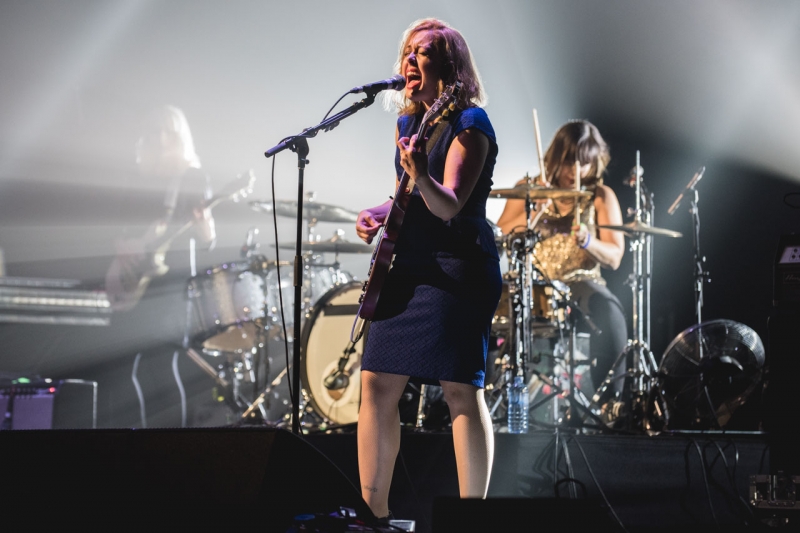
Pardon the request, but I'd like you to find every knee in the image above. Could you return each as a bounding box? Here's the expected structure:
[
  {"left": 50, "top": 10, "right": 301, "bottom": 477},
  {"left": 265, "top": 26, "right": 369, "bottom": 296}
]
[
  {"left": 360, "top": 371, "right": 407, "bottom": 409},
  {"left": 441, "top": 382, "right": 481, "bottom": 415}
]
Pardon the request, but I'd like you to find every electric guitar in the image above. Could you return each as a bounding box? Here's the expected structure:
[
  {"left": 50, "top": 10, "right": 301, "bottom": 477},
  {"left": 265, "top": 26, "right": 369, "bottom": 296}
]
[
  {"left": 356, "top": 82, "right": 462, "bottom": 323},
  {"left": 105, "top": 170, "right": 255, "bottom": 311}
]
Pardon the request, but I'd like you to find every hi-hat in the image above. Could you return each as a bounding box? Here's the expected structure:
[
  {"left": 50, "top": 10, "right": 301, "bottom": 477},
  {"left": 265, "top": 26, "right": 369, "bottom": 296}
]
[
  {"left": 489, "top": 185, "right": 592, "bottom": 200},
  {"left": 598, "top": 221, "right": 682, "bottom": 238},
  {"left": 250, "top": 199, "right": 359, "bottom": 223},
  {"left": 277, "top": 238, "right": 374, "bottom": 254}
]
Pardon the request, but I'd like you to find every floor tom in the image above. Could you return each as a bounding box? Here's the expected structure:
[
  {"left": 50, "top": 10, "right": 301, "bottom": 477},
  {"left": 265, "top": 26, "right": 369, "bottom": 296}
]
[{"left": 187, "top": 257, "right": 271, "bottom": 355}]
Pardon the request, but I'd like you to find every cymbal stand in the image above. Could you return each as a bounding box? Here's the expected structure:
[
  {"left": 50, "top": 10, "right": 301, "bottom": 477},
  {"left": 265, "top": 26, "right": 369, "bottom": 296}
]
[
  {"left": 592, "top": 151, "right": 659, "bottom": 430},
  {"left": 487, "top": 213, "right": 534, "bottom": 430},
  {"left": 507, "top": 189, "right": 540, "bottom": 384}
]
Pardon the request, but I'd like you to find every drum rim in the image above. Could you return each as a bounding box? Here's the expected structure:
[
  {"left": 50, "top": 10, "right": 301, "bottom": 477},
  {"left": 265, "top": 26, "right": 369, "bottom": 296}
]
[
  {"left": 298, "top": 279, "right": 363, "bottom": 424},
  {"left": 189, "top": 255, "right": 286, "bottom": 280}
]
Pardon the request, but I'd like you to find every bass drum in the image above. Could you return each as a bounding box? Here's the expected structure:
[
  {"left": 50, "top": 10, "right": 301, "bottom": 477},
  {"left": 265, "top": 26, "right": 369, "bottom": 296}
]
[{"left": 300, "top": 281, "right": 365, "bottom": 426}]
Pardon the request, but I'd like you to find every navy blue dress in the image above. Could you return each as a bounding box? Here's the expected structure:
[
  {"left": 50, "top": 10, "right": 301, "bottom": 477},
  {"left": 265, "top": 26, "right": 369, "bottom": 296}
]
[{"left": 361, "top": 107, "right": 502, "bottom": 388}]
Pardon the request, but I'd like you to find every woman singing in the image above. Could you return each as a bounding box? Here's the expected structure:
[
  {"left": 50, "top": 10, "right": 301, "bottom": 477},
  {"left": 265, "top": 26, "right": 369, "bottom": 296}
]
[
  {"left": 355, "top": 19, "right": 502, "bottom": 521},
  {"left": 496, "top": 120, "right": 627, "bottom": 398}
]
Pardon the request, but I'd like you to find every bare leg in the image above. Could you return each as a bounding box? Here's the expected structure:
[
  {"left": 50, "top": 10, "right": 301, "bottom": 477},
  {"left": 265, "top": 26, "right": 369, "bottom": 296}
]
[
  {"left": 440, "top": 380, "right": 494, "bottom": 498},
  {"left": 358, "top": 370, "right": 409, "bottom": 518}
]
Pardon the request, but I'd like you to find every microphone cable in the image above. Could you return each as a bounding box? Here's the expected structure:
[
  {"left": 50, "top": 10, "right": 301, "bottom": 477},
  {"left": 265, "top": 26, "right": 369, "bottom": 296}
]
[{"left": 270, "top": 153, "right": 293, "bottom": 405}]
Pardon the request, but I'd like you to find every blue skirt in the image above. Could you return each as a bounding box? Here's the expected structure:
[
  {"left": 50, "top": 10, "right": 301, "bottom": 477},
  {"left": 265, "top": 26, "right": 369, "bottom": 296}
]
[{"left": 361, "top": 253, "right": 502, "bottom": 388}]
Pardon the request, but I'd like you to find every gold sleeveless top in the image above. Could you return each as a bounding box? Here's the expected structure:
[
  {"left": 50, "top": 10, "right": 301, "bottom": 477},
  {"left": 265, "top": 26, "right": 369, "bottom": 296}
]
[{"left": 532, "top": 195, "right": 605, "bottom": 285}]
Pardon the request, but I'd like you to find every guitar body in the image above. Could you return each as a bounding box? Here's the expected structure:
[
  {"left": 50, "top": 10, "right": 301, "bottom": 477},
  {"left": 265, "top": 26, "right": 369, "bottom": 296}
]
[
  {"left": 356, "top": 82, "right": 462, "bottom": 323},
  {"left": 105, "top": 222, "right": 172, "bottom": 312},
  {"left": 357, "top": 173, "right": 412, "bottom": 320}
]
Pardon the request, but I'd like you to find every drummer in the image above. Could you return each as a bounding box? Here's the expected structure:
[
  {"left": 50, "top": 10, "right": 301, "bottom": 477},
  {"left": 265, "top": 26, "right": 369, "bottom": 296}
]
[{"left": 496, "top": 119, "right": 627, "bottom": 397}]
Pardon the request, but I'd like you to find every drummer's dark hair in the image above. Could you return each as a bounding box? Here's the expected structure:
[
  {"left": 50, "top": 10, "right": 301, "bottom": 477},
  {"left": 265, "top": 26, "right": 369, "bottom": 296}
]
[
  {"left": 545, "top": 120, "right": 610, "bottom": 188},
  {"left": 385, "top": 18, "right": 486, "bottom": 116}
]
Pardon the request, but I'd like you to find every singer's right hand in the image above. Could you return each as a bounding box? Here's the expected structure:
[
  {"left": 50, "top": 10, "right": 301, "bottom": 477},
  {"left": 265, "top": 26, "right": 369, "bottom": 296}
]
[{"left": 356, "top": 206, "right": 388, "bottom": 244}]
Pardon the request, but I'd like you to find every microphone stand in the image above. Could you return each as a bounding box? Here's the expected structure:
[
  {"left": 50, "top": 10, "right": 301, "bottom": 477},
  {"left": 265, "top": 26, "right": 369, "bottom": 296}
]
[
  {"left": 264, "top": 91, "right": 379, "bottom": 436},
  {"left": 690, "top": 188, "right": 708, "bottom": 327}
]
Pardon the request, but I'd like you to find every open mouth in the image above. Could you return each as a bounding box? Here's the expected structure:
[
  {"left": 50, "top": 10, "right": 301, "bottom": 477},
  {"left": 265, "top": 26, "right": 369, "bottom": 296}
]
[{"left": 405, "top": 71, "right": 421, "bottom": 90}]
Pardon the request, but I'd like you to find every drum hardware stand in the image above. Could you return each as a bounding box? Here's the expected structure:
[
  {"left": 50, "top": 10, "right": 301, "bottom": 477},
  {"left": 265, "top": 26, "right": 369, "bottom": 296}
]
[
  {"left": 514, "top": 195, "right": 606, "bottom": 430},
  {"left": 415, "top": 385, "right": 429, "bottom": 429},
  {"left": 592, "top": 152, "right": 659, "bottom": 431},
  {"left": 527, "top": 302, "right": 609, "bottom": 431},
  {"left": 242, "top": 361, "right": 289, "bottom": 422}
]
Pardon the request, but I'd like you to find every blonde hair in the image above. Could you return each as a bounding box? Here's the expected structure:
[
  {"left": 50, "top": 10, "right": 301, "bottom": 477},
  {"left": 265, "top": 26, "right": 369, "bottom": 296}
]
[
  {"left": 383, "top": 18, "right": 486, "bottom": 115},
  {"left": 545, "top": 120, "right": 610, "bottom": 189},
  {"left": 135, "top": 105, "right": 201, "bottom": 170}
]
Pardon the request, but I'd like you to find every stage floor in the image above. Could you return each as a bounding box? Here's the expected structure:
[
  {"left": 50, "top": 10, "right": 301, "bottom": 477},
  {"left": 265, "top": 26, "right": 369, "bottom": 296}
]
[{"left": 306, "top": 428, "right": 771, "bottom": 533}]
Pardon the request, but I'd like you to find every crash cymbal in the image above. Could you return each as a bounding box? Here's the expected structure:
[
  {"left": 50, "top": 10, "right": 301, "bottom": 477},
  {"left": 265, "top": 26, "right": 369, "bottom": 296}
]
[
  {"left": 598, "top": 221, "right": 683, "bottom": 238},
  {"left": 250, "top": 199, "right": 359, "bottom": 223},
  {"left": 489, "top": 185, "right": 592, "bottom": 200},
  {"left": 277, "top": 238, "right": 374, "bottom": 254}
]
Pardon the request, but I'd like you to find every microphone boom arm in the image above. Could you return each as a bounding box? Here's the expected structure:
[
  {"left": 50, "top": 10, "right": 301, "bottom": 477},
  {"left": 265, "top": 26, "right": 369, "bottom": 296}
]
[
  {"left": 264, "top": 92, "right": 377, "bottom": 158},
  {"left": 668, "top": 166, "right": 705, "bottom": 215}
]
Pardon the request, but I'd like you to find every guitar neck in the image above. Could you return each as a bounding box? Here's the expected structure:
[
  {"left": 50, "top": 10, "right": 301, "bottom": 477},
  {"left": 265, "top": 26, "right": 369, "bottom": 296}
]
[{"left": 393, "top": 119, "right": 436, "bottom": 200}]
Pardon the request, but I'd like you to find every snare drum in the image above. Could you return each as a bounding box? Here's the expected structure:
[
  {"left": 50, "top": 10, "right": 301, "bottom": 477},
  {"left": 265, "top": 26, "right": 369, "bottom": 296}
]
[{"left": 300, "top": 281, "right": 364, "bottom": 425}]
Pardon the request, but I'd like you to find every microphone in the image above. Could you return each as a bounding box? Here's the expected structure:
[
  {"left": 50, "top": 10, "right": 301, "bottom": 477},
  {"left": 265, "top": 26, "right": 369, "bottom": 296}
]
[
  {"left": 624, "top": 166, "right": 644, "bottom": 188},
  {"left": 323, "top": 342, "right": 357, "bottom": 390},
  {"left": 323, "top": 371, "right": 350, "bottom": 391},
  {"left": 667, "top": 166, "right": 705, "bottom": 215},
  {"left": 349, "top": 74, "right": 406, "bottom": 94}
]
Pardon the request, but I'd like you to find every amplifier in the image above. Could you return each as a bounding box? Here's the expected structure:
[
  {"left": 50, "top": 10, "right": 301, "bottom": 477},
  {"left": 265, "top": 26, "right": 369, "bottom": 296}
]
[
  {"left": 0, "top": 379, "right": 97, "bottom": 430},
  {"left": 774, "top": 234, "right": 800, "bottom": 307}
]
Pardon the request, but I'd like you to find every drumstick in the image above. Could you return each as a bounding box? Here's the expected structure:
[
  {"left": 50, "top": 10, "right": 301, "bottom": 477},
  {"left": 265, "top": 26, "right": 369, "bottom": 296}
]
[
  {"left": 528, "top": 109, "right": 551, "bottom": 231},
  {"left": 574, "top": 159, "right": 581, "bottom": 227},
  {"left": 532, "top": 109, "right": 547, "bottom": 186}
]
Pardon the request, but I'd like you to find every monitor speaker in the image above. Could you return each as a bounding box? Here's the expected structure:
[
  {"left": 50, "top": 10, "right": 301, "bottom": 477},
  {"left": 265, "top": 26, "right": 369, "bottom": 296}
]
[{"left": 0, "top": 378, "right": 96, "bottom": 429}]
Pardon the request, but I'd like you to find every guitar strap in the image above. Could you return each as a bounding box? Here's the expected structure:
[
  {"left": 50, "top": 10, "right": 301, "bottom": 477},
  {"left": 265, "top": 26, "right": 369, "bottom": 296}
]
[{"left": 424, "top": 118, "right": 446, "bottom": 156}]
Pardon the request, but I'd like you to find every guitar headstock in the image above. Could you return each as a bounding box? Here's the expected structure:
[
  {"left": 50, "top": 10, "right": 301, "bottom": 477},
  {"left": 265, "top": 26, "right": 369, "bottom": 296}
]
[
  {"left": 421, "top": 81, "right": 463, "bottom": 126},
  {"left": 214, "top": 169, "right": 256, "bottom": 205}
]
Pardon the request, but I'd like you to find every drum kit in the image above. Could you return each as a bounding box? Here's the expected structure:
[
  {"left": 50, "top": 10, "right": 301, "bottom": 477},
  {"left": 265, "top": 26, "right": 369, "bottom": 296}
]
[
  {"left": 183, "top": 193, "right": 372, "bottom": 429},
  {"left": 483, "top": 153, "right": 694, "bottom": 433}
]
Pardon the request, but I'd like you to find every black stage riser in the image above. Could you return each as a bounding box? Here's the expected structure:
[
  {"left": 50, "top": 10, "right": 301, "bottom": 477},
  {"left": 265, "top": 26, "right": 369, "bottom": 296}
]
[
  {"left": 1, "top": 428, "right": 774, "bottom": 532},
  {"left": 306, "top": 431, "right": 771, "bottom": 533},
  {"left": 0, "top": 427, "right": 370, "bottom": 530}
]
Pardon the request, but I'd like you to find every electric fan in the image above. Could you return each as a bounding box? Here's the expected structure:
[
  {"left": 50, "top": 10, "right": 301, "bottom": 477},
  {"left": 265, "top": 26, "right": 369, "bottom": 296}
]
[{"left": 647, "top": 319, "right": 765, "bottom": 431}]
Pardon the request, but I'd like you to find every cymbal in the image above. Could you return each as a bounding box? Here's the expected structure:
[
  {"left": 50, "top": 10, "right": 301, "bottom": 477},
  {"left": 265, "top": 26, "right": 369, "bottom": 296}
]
[
  {"left": 489, "top": 185, "right": 592, "bottom": 200},
  {"left": 277, "top": 238, "right": 374, "bottom": 254},
  {"left": 598, "top": 221, "right": 683, "bottom": 238},
  {"left": 250, "top": 199, "right": 359, "bottom": 223}
]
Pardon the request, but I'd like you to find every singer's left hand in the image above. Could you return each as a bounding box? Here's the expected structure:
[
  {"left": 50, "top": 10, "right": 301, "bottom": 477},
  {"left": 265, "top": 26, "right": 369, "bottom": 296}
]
[{"left": 397, "top": 134, "right": 429, "bottom": 180}]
